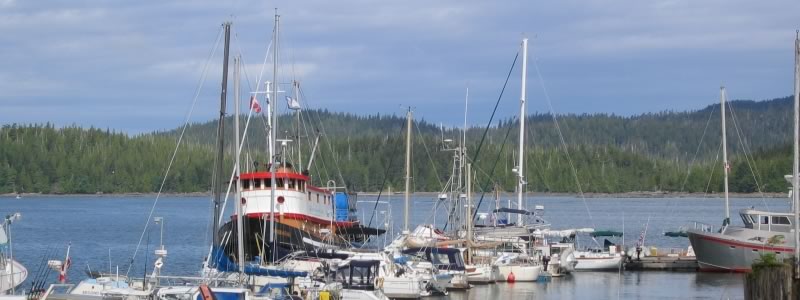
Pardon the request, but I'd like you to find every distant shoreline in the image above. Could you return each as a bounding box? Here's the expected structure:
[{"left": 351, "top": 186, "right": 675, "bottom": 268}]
[
  {"left": 355, "top": 191, "right": 789, "bottom": 198},
  {"left": 1, "top": 191, "right": 788, "bottom": 199}
]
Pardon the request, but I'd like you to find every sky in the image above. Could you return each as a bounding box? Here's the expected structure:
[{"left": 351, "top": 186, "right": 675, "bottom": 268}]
[{"left": 1, "top": 0, "right": 799, "bottom": 133}]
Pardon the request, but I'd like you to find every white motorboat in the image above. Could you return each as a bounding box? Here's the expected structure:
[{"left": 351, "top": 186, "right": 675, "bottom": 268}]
[
  {"left": 574, "top": 249, "right": 624, "bottom": 271},
  {"left": 493, "top": 254, "right": 542, "bottom": 282}
]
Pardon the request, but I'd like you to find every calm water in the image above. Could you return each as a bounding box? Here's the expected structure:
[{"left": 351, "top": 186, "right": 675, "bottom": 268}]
[{"left": 1, "top": 194, "right": 788, "bottom": 299}]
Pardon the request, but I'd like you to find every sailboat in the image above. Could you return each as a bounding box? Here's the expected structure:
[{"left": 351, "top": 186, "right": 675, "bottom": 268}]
[
  {"left": 0, "top": 213, "right": 26, "bottom": 296},
  {"left": 687, "top": 35, "right": 800, "bottom": 272}
]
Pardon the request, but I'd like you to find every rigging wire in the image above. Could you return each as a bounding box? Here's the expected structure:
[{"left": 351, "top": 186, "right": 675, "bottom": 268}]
[
  {"left": 126, "top": 26, "right": 224, "bottom": 277},
  {"left": 463, "top": 49, "right": 519, "bottom": 219},
  {"left": 367, "top": 123, "right": 406, "bottom": 229},
  {"left": 469, "top": 51, "right": 519, "bottom": 166},
  {"left": 531, "top": 48, "right": 596, "bottom": 228},
  {"left": 726, "top": 100, "right": 771, "bottom": 210},
  {"left": 664, "top": 104, "right": 718, "bottom": 218},
  {"left": 704, "top": 141, "right": 723, "bottom": 196},
  {"left": 470, "top": 119, "right": 518, "bottom": 221},
  {"left": 414, "top": 118, "right": 444, "bottom": 189}
]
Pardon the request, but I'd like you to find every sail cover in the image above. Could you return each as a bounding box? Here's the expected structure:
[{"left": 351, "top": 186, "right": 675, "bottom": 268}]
[
  {"left": 590, "top": 230, "right": 623, "bottom": 237},
  {"left": 492, "top": 208, "right": 535, "bottom": 215}
]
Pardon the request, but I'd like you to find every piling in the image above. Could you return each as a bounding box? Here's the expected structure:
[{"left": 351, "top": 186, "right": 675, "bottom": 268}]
[{"left": 743, "top": 259, "right": 795, "bottom": 300}]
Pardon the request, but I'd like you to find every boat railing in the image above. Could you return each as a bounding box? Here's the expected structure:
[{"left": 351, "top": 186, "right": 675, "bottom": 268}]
[{"left": 692, "top": 221, "right": 714, "bottom": 233}]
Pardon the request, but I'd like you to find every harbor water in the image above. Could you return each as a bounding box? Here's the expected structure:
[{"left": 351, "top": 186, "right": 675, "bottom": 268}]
[{"left": 1, "top": 195, "right": 788, "bottom": 299}]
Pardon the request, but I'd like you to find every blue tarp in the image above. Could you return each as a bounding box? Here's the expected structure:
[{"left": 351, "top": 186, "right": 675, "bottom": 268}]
[
  {"left": 334, "top": 193, "right": 349, "bottom": 221},
  {"left": 243, "top": 265, "right": 308, "bottom": 277},
  {"left": 210, "top": 246, "right": 308, "bottom": 278}
]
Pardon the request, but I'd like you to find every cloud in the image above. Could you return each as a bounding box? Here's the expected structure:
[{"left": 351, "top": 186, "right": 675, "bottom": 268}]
[{"left": 1, "top": 0, "right": 800, "bottom": 132}]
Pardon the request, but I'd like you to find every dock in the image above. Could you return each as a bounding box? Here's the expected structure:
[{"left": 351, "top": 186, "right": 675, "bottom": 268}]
[{"left": 624, "top": 256, "right": 698, "bottom": 271}]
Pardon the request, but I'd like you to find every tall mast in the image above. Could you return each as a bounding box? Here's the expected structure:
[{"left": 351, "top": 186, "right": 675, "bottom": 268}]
[
  {"left": 517, "top": 38, "right": 528, "bottom": 226},
  {"left": 720, "top": 87, "right": 730, "bottom": 228},
  {"left": 462, "top": 88, "right": 468, "bottom": 230},
  {"left": 792, "top": 31, "right": 799, "bottom": 277},
  {"left": 466, "top": 163, "right": 473, "bottom": 264},
  {"left": 212, "top": 22, "right": 231, "bottom": 246},
  {"left": 404, "top": 108, "right": 413, "bottom": 233},
  {"left": 268, "top": 11, "right": 280, "bottom": 257},
  {"left": 463, "top": 88, "right": 468, "bottom": 152},
  {"left": 233, "top": 55, "right": 245, "bottom": 273},
  {"left": 295, "top": 81, "right": 302, "bottom": 170}
]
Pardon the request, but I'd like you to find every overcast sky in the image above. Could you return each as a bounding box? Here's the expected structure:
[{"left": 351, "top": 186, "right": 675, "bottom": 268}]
[{"left": 2, "top": 0, "right": 799, "bottom": 133}]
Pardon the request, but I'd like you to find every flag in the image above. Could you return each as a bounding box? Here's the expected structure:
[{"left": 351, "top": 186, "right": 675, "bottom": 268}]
[
  {"left": 286, "top": 96, "right": 301, "bottom": 110},
  {"left": 58, "top": 244, "right": 72, "bottom": 283},
  {"left": 250, "top": 96, "right": 262, "bottom": 113}
]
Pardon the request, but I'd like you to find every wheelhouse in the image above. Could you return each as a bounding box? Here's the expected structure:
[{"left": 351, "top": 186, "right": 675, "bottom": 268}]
[{"left": 739, "top": 209, "right": 793, "bottom": 233}]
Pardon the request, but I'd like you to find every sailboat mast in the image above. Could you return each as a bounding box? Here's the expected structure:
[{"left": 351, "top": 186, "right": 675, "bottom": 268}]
[
  {"left": 517, "top": 38, "right": 528, "bottom": 226},
  {"left": 462, "top": 88, "right": 468, "bottom": 229},
  {"left": 792, "top": 31, "right": 799, "bottom": 277},
  {"left": 295, "top": 81, "right": 302, "bottom": 171},
  {"left": 404, "top": 108, "right": 412, "bottom": 233},
  {"left": 212, "top": 22, "right": 231, "bottom": 246},
  {"left": 233, "top": 55, "right": 245, "bottom": 273},
  {"left": 269, "top": 12, "right": 280, "bottom": 251},
  {"left": 466, "top": 163, "right": 473, "bottom": 265},
  {"left": 720, "top": 87, "right": 730, "bottom": 227}
]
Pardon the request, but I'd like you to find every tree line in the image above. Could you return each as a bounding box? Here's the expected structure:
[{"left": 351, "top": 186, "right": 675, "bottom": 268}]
[{"left": 0, "top": 96, "right": 795, "bottom": 194}]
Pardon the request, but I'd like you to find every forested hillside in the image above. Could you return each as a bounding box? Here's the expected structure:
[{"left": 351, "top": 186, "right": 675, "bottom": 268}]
[
  {"left": 163, "top": 96, "right": 792, "bottom": 161},
  {"left": 0, "top": 96, "right": 794, "bottom": 194}
]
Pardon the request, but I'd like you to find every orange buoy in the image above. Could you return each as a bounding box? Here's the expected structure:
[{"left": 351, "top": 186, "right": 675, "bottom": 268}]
[{"left": 508, "top": 271, "right": 516, "bottom": 283}]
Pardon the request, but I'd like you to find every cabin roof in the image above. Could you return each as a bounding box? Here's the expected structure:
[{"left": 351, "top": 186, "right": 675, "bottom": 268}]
[
  {"left": 739, "top": 209, "right": 793, "bottom": 217},
  {"left": 240, "top": 171, "right": 309, "bottom": 181}
]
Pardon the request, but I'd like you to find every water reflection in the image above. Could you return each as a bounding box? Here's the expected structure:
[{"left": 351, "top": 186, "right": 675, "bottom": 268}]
[{"left": 427, "top": 272, "right": 742, "bottom": 299}]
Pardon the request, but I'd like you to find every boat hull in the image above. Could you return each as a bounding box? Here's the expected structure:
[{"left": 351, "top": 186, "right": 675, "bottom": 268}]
[
  {"left": 218, "top": 217, "right": 351, "bottom": 262},
  {"left": 382, "top": 276, "right": 425, "bottom": 299},
  {"left": 0, "top": 259, "right": 27, "bottom": 294},
  {"left": 497, "top": 265, "right": 542, "bottom": 282},
  {"left": 466, "top": 265, "right": 499, "bottom": 284},
  {"left": 575, "top": 255, "right": 623, "bottom": 271},
  {"left": 687, "top": 228, "right": 794, "bottom": 272}
]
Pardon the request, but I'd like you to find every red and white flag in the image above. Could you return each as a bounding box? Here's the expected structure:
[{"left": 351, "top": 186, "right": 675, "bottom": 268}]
[
  {"left": 58, "top": 244, "right": 72, "bottom": 283},
  {"left": 250, "top": 96, "right": 262, "bottom": 113}
]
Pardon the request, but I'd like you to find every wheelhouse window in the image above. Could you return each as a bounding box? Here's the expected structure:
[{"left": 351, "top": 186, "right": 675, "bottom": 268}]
[
  {"left": 741, "top": 214, "right": 753, "bottom": 227},
  {"left": 255, "top": 179, "right": 263, "bottom": 189},
  {"left": 773, "top": 216, "right": 791, "bottom": 225},
  {"left": 288, "top": 179, "right": 296, "bottom": 190},
  {"left": 277, "top": 178, "right": 285, "bottom": 189},
  {"left": 242, "top": 179, "right": 251, "bottom": 190},
  {"left": 761, "top": 216, "right": 770, "bottom": 225}
]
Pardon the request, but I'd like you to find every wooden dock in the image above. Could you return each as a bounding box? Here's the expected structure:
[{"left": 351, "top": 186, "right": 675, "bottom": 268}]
[{"left": 624, "top": 256, "right": 698, "bottom": 271}]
